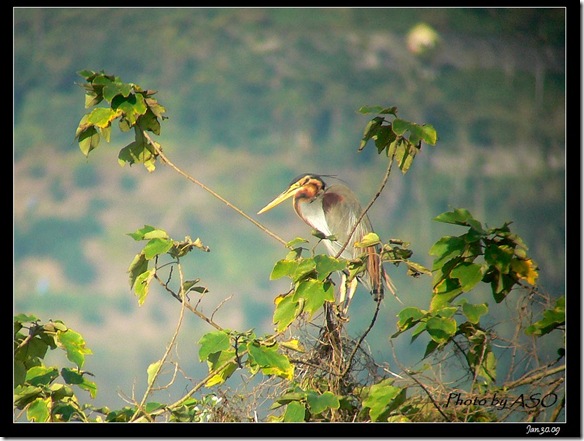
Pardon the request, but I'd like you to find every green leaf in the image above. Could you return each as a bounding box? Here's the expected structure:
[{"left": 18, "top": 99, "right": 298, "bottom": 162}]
[
  {"left": 128, "top": 225, "right": 160, "bottom": 240},
  {"left": 283, "top": 401, "right": 306, "bottom": 422},
  {"left": 279, "top": 339, "right": 305, "bottom": 353},
  {"left": 429, "top": 235, "right": 466, "bottom": 269},
  {"left": 142, "top": 228, "right": 170, "bottom": 240},
  {"left": 313, "top": 255, "right": 347, "bottom": 280},
  {"left": 358, "top": 116, "right": 383, "bottom": 151},
  {"left": 273, "top": 294, "right": 302, "bottom": 332},
  {"left": 60, "top": 368, "right": 97, "bottom": 398},
  {"left": 286, "top": 237, "right": 309, "bottom": 248},
  {"left": 111, "top": 93, "right": 147, "bottom": 126},
  {"left": 86, "top": 107, "right": 120, "bottom": 128},
  {"left": 306, "top": 391, "right": 340, "bottom": 415},
  {"left": 396, "top": 307, "right": 426, "bottom": 332},
  {"left": 132, "top": 268, "right": 155, "bottom": 305},
  {"left": 460, "top": 301, "right": 489, "bottom": 325},
  {"left": 143, "top": 238, "right": 173, "bottom": 260},
  {"left": 270, "top": 259, "right": 298, "bottom": 280},
  {"left": 293, "top": 279, "right": 334, "bottom": 316},
  {"left": 451, "top": 262, "right": 485, "bottom": 292},
  {"left": 14, "top": 385, "right": 43, "bottom": 408},
  {"left": 425, "top": 316, "right": 457, "bottom": 344},
  {"left": 145, "top": 96, "right": 166, "bottom": 119},
  {"left": 391, "top": 118, "right": 412, "bottom": 136},
  {"left": 373, "top": 124, "right": 395, "bottom": 154},
  {"left": 205, "top": 349, "right": 238, "bottom": 387},
  {"left": 25, "top": 366, "right": 59, "bottom": 386},
  {"left": 57, "top": 329, "right": 92, "bottom": 369},
  {"left": 423, "top": 339, "right": 440, "bottom": 358},
  {"left": 433, "top": 208, "right": 485, "bottom": 233},
  {"left": 198, "top": 330, "right": 231, "bottom": 362},
  {"left": 434, "top": 306, "right": 458, "bottom": 319},
  {"left": 27, "top": 397, "right": 51, "bottom": 422},
  {"left": 430, "top": 277, "right": 463, "bottom": 310},
  {"left": 118, "top": 139, "right": 156, "bottom": 170},
  {"left": 103, "top": 81, "right": 133, "bottom": 102},
  {"left": 484, "top": 243, "right": 514, "bottom": 274},
  {"left": 15, "top": 335, "right": 50, "bottom": 365},
  {"left": 362, "top": 379, "right": 402, "bottom": 421},
  {"left": 292, "top": 258, "right": 317, "bottom": 282},
  {"left": 77, "top": 126, "right": 100, "bottom": 157},
  {"left": 106, "top": 406, "right": 137, "bottom": 422},
  {"left": 248, "top": 343, "right": 294, "bottom": 380},
  {"left": 525, "top": 296, "right": 565, "bottom": 336},
  {"left": 14, "top": 313, "right": 40, "bottom": 324},
  {"left": 145, "top": 402, "right": 165, "bottom": 413},
  {"left": 128, "top": 252, "right": 149, "bottom": 289}
]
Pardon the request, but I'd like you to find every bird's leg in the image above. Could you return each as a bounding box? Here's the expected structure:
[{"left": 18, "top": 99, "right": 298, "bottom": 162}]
[
  {"left": 336, "top": 273, "right": 358, "bottom": 318},
  {"left": 343, "top": 277, "right": 358, "bottom": 314},
  {"left": 338, "top": 272, "right": 347, "bottom": 306}
]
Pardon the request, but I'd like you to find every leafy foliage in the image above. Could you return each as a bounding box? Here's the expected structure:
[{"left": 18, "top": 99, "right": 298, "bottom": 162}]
[
  {"left": 75, "top": 70, "right": 167, "bottom": 171},
  {"left": 357, "top": 105, "right": 437, "bottom": 173},
  {"left": 13, "top": 71, "right": 565, "bottom": 425},
  {"left": 13, "top": 314, "right": 95, "bottom": 422}
]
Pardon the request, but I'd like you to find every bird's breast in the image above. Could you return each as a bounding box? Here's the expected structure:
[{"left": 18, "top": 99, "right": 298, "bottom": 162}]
[{"left": 295, "top": 197, "right": 333, "bottom": 237}]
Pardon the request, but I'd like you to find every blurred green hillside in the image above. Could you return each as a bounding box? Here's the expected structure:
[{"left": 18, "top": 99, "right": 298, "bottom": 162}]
[{"left": 13, "top": 7, "right": 565, "bottom": 411}]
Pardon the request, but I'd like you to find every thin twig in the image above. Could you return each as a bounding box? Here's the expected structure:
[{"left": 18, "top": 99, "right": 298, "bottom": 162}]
[
  {"left": 502, "top": 364, "right": 565, "bottom": 390},
  {"left": 340, "top": 297, "right": 383, "bottom": 378},
  {"left": 130, "top": 264, "right": 189, "bottom": 422},
  {"left": 404, "top": 370, "right": 450, "bottom": 422},
  {"left": 154, "top": 272, "right": 223, "bottom": 331}
]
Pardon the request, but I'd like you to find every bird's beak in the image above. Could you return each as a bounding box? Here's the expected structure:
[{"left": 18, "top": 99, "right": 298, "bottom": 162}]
[{"left": 257, "top": 185, "right": 299, "bottom": 214}]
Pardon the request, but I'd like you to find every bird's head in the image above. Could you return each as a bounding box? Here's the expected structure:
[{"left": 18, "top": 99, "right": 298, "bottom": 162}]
[{"left": 257, "top": 174, "right": 326, "bottom": 214}]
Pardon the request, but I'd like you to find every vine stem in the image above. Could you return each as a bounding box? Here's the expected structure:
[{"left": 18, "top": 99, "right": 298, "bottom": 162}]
[
  {"left": 142, "top": 131, "right": 287, "bottom": 247},
  {"left": 130, "top": 263, "right": 188, "bottom": 422}
]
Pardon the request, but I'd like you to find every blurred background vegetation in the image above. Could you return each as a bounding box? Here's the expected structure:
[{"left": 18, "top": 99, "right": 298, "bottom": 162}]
[{"left": 14, "top": 7, "right": 565, "bottom": 412}]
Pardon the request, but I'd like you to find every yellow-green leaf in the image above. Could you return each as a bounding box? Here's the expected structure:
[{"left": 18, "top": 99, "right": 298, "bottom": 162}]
[
  {"left": 279, "top": 339, "right": 305, "bottom": 353},
  {"left": 78, "top": 126, "right": 100, "bottom": 157},
  {"left": 133, "top": 268, "right": 155, "bottom": 305},
  {"left": 56, "top": 329, "right": 92, "bottom": 369},
  {"left": 86, "top": 107, "right": 120, "bottom": 128},
  {"left": 27, "top": 397, "right": 51, "bottom": 422},
  {"left": 143, "top": 238, "right": 173, "bottom": 260},
  {"left": 293, "top": 279, "right": 334, "bottom": 316},
  {"left": 362, "top": 379, "right": 402, "bottom": 421},
  {"left": 354, "top": 232, "right": 380, "bottom": 248},
  {"left": 198, "top": 330, "right": 231, "bottom": 362},
  {"left": 147, "top": 360, "right": 162, "bottom": 387},
  {"left": 205, "top": 349, "right": 238, "bottom": 387},
  {"left": 510, "top": 258, "right": 539, "bottom": 285},
  {"left": 248, "top": 343, "right": 294, "bottom": 380},
  {"left": 273, "top": 294, "right": 302, "bottom": 332}
]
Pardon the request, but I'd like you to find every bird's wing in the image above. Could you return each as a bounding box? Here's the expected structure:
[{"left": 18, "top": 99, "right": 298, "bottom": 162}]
[{"left": 322, "top": 184, "right": 373, "bottom": 259}]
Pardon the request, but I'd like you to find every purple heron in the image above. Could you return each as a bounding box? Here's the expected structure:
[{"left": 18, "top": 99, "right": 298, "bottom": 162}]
[{"left": 258, "top": 173, "right": 395, "bottom": 310}]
